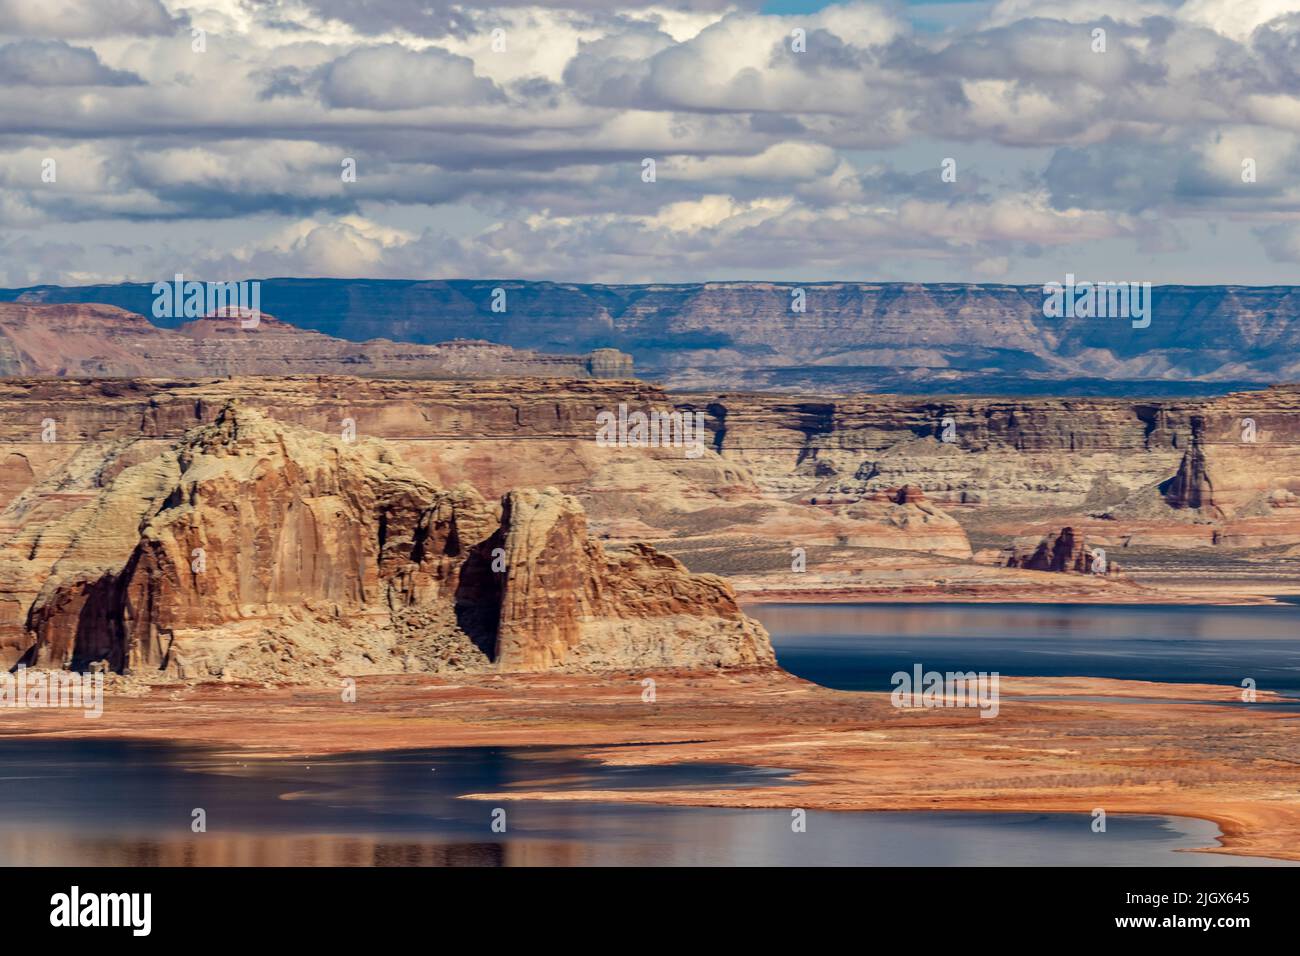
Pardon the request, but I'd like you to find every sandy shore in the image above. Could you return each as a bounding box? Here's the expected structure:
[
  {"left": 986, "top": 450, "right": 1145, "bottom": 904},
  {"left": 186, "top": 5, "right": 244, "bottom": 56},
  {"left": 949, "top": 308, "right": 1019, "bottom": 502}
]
[
  {"left": 737, "top": 587, "right": 1287, "bottom": 606},
  {"left": 2, "top": 669, "right": 1296, "bottom": 863}
]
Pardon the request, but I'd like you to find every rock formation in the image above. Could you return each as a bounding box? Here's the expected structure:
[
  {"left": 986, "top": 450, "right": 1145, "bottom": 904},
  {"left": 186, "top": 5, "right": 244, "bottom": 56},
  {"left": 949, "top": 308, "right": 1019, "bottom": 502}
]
[
  {"left": 585, "top": 348, "right": 635, "bottom": 379},
  {"left": 0, "top": 303, "right": 633, "bottom": 381},
  {"left": 1162, "top": 437, "right": 1217, "bottom": 513},
  {"left": 8, "top": 403, "right": 771, "bottom": 680},
  {"left": 4, "top": 375, "right": 1300, "bottom": 609},
  {"left": 1007, "top": 527, "right": 1119, "bottom": 576},
  {"left": 13, "top": 279, "right": 1300, "bottom": 392},
  {"left": 492, "top": 489, "right": 771, "bottom": 671}
]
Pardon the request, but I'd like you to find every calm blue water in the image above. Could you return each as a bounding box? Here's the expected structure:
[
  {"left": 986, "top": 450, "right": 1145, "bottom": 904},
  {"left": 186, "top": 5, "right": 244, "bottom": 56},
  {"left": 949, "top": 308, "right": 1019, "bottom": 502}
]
[
  {"left": 2, "top": 603, "right": 1297, "bottom": 866},
  {"left": 753, "top": 603, "right": 1300, "bottom": 698},
  {"left": 0, "top": 739, "right": 1287, "bottom": 866}
]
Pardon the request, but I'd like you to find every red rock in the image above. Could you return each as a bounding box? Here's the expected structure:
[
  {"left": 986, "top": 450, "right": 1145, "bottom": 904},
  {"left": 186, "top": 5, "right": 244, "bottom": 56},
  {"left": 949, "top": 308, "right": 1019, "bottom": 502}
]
[
  {"left": 0, "top": 302, "right": 632, "bottom": 380},
  {"left": 14, "top": 403, "right": 770, "bottom": 679},
  {"left": 1007, "top": 527, "right": 1117, "bottom": 575}
]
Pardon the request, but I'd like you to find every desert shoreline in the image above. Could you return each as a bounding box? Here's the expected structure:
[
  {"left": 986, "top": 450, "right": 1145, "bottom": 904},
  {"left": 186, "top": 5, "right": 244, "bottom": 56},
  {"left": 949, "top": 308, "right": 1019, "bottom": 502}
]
[
  {"left": 737, "top": 588, "right": 1297, "bottom": 606},
  {"left": 2, "top": 669, "right": 1296, "bottom": 864}
]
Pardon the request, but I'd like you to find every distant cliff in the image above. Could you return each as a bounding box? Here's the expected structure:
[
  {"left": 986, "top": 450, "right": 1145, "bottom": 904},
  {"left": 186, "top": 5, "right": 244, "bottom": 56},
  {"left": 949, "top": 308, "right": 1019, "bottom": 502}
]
[
  {"left": 3, "top": 376, "right": 1299, "bottom": 618},
  {"left": 0, "top": 302, "right": 633, "bottom": 381},
  {"left": 6, "top": 280, "right": 1299, "bottom": 394}
]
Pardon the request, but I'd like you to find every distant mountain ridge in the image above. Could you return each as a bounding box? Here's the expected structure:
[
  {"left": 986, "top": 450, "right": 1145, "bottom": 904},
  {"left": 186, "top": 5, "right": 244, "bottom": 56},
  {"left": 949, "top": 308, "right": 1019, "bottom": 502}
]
[
  {"left": 0, "top": 301, "right": 632, "bottom": 380},
  {"left": 6, "top": 280, "right": 1299, "bottom": 395}
]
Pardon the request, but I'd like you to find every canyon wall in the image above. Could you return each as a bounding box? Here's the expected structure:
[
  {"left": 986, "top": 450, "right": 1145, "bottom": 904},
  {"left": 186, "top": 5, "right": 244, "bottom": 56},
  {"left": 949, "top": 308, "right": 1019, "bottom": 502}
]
[
  {"left": 3, "top": 376, "right": 1299, "bottom": 623},
  {"left": 3, "top": 377, "right": 1298, "bottom": 534},
  {"left": 688, "top": 388, "right": 1300, "bottom": 559},
  {"left": 1, "top": 400, "right": 771, "bottom": 678},
  {"left": 9, "top": 281, "right": 1300, "bottom": 392},
  {"left": 0, "top": 303, "right": 632, "bottom": 380}
]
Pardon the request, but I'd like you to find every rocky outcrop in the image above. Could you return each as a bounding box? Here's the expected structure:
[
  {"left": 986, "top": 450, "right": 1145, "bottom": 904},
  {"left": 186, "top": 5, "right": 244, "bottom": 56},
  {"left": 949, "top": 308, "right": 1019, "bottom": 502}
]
[
  {"left": 493, "top": 489, "right": 771, "bottom": 670},
  {"left": 9, "top": 403, "right": 770, "bottom": 679},
  {"left": 0, "top": 303, "right": 633, "bottom": 381},
  {"left": 586, "top": 348, "right": 634, "bottom": 378},
  {"left": 1163, "top": 437, "right": 1217, "bottom": 513},
  {"left": 3, "top": 376, "right": 1300, "bottom": 615},
  {"left": 1008, "top": 527, "right": 1119, "bottom": 575}
]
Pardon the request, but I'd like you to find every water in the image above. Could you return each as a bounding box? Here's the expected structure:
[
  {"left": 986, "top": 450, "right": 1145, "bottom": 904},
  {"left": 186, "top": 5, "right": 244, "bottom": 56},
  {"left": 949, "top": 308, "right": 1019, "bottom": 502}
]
[
  {"left": 0, "top": 739, "right": 1286, "bottom": 866},
  {"left": 3, "top": 602, "right": 1297, "bottom": 866},
  {"left": 752, "top": 602, "right": 1300, "bottom": 698}
]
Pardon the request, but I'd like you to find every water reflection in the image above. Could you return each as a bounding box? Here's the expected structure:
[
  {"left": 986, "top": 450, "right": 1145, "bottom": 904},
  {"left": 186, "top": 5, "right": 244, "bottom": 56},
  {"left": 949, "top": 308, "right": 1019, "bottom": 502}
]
[
  {"left": 753, "top": 602, "right": 1300, "bottom": 695},
  {"left": 0, "top": 739, "right": 1293, "bottom": 866},
  {"left": 5, "top": 603, "right": 1300, "bottom": 867}
]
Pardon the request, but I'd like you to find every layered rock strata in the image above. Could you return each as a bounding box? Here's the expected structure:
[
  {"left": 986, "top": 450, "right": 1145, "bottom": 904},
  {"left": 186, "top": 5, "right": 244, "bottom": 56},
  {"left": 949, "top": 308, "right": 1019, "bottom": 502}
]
[
  {"left": 5, "top": 403, "right": 771, "bottom": 679},
  {"left": 2, "top": 376, "right": 1300, "bottom": 611},
  {"left": 0, "top": 303, "right": 632, "bottom": 380},
  {"left": 1007, "top": 527, "right": 1120, "bottom": 575},
  {"left": 12, "top": 280, "right": 1300, "bottom": 391}
]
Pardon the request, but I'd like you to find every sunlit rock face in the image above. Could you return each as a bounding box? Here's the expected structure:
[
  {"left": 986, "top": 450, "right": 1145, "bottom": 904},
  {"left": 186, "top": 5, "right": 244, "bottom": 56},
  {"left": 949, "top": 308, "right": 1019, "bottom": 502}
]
[{"left": 7, "top": 403, "right": 771, "bottom": 680}]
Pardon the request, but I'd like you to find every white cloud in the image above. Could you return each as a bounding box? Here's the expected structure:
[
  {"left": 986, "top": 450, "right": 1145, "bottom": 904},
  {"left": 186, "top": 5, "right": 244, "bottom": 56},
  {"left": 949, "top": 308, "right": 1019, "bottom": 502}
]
[
  {"left": 1, "top": 0, "right": 1299, "bottom": 283},
  {"left": 320, "top": 44, "right": 501, "bottom": 110},
  {"left": 0, "top": 0, "right": 177, "bottom": 38},
  {"left": 1178, "top": 0, "right": 1300, "bottom": 40}
]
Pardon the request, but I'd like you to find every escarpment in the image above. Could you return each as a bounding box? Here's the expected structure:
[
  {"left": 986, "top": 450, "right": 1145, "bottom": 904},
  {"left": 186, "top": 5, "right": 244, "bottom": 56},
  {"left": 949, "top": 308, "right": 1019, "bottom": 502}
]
[
  {"left": 4, "top": 376, "right": 1300, "bottom": 613},
  {"left": 14, "top": 280, "right": 1300, "bottom": 391},
  {"left": 0, "top": 302, "right": 633, "bottom": 381},
  {"left": 8, "top": 403, "right": 772, "bottom": 680}
]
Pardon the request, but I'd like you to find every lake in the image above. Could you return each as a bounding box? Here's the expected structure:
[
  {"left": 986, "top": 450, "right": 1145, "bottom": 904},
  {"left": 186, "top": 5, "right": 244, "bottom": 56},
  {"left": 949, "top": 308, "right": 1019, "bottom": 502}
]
[
  {"left": 751, "top": 602, "right": 1300, "bottom": 699},
  {"left": 0, "top": 737, "right": 1290, "bottom": 867},
  {"left": 2, "top": 602, "right": 1297, "bottom": 866}
]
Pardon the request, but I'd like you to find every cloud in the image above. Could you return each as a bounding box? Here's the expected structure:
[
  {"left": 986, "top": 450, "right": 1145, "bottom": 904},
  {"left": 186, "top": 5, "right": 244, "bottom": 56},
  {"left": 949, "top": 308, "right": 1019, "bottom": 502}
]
[
  {"left": 0, "top": 40, "right": 144, "bottom": 86},
  {"left": 1043, "top": 128, "right": 1300, "bottom": 215},
  {"left": 298, "top": 0, "right": 749, "bottom": 39},
  {"left": 565, "top": 4, "right": 906, "bottom": 114},
  {"left": 0, "top": 234, "right": 89, "bottom": 286},
  {"left": 0, "top": 0, "right": 177, "bottom": 38},
  {"left": 2, "top": 0, "right": 1300, "bottom": 284},
  {"left": 1179, "top": 0, "right": 1300, "bottom": 40},
  {"left": 1256, "top": 222, "right": 1300, "bottom": 263},
  {"left": 319, "top": 44, "right": 503, "bottom": 110}
]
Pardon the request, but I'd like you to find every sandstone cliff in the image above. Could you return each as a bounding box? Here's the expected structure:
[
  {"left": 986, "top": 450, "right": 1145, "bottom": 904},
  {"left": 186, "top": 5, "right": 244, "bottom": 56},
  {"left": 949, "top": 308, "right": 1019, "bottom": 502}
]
[
  {"left": 0, "top": 303, "right": 632, "bottom": 381},
  {"left": 3, "top": 376, "right": 1299, "bottom": 607},
  {"left": 6, "top": 403, "right": 771, "bottom": 680},
  {"left": 11, "top": 280, "right": 1300, "bottom": 393}
]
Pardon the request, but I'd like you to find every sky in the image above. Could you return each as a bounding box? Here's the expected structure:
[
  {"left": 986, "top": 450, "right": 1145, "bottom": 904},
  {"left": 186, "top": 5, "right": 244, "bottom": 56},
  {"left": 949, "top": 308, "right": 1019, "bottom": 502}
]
[{"left": 0, "top": 0, "right": 1299, "bottom": 286}]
